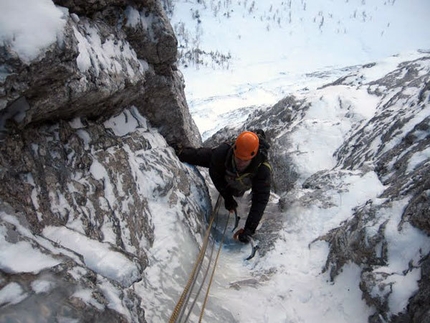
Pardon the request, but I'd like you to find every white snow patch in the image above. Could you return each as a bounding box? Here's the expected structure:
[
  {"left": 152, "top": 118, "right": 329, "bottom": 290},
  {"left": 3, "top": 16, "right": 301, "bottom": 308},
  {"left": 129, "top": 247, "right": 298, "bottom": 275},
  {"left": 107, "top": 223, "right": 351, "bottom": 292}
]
[{"left": 43, "top": 226, "right": 140, "bottom": 287}]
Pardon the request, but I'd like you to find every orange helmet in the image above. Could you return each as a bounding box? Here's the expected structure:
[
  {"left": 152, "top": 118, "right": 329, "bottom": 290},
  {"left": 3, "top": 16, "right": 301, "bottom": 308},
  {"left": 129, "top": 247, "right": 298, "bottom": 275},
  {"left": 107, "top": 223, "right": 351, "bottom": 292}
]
[{"left": 233, "top": 131, "right": 259, "bottom": 160}]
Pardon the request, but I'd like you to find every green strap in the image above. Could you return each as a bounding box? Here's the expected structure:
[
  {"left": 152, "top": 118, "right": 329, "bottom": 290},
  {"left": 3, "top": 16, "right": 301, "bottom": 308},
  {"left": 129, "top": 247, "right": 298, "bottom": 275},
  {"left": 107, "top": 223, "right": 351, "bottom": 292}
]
[{"left": 260, "top": 161, "right": 272, "bottom": 171}]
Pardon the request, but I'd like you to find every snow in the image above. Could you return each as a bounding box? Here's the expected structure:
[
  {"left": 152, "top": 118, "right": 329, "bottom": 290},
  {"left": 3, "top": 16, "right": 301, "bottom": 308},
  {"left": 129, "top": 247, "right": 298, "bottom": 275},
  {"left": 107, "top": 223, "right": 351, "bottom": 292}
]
[
  {"left": 73, "top": 23, "right": 142, "bottom": 77},
  {"left": 72, "top": 289, "right": 105, "bottom": 310},
  {"left": 99, "top": 278, "right": 132, "bottom": 320},
  {"left": 136, "top": 200, "right": 206, "bottom": 322},
  {"left": 0, "top": 0, "right": 67, "bottom": 63},
  {"left": 104, "top": 106, "right": 149, "bottom": 136},
  {"left": 0, "top": 0, "right": 429, "bottom": 322},
  {"left": 31, "top": 279, "right": 55, "bottom": 294},
  {"left": 170, "top": 0, "right": 430, "bottom": 139},
  {"left": 367, "top": 198, "right": 429, "bottom": 316},
  {"left": 407, "top": 147, "right": 430, "bottom": 173},
  {"left": 43, "top": 226, "right": 141, "bottom": 287},
  {"left": 0, "top": 282, "right": 27, "bottom": 306},
  {"left": 206, "top": 170, "right": 385, "bottom": 322},
  {"left": 0, "top": 221, "right": 62, "bottom": 274}
]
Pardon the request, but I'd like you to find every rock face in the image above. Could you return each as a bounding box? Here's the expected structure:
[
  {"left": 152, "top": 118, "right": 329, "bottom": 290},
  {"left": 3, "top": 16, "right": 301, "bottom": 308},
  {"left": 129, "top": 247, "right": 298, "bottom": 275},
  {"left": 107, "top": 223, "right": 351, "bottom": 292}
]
[
  {"left": 0, "top": 108, "right": 210, "bottom": 322},
  {"left": 288, "top": 57, "right": 429, "bottom": 323},
  {"left": 323, "top": 57, "right": 430, "bottom": 323},
  {"left": 0, "top": 1, "right": 206, "bottom": 322},
  {"left": 0, "top": 0, "right": 201, "bottom": 146}
]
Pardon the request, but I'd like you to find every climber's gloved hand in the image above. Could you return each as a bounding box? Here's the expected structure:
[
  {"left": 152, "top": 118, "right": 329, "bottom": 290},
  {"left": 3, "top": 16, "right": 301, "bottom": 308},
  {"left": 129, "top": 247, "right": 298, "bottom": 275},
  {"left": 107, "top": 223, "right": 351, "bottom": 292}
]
[
  {"left": 224, "top": 196, "right": 238, "bottom": 212},
  {"left": 233, "top": 228, "right": 252, "bottom": 244},
  {"left": 170, "top": 142, "right": 183, "bottom": 156}
]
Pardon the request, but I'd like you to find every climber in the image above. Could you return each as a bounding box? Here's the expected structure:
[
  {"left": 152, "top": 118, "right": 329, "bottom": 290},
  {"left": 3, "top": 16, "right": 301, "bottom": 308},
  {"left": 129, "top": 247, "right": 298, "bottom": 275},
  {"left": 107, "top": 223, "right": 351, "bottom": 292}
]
[{"left": 174, "top": 130, "right": 271, "bottom": 244}]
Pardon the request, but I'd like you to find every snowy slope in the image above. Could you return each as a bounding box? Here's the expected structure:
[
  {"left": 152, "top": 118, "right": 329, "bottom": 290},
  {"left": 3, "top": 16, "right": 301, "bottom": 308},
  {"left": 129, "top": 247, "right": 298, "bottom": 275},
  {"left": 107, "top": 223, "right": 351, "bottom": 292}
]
[
  {"left": 166, "top": 0, "right": 430, "bottom": 139},
  {"left": 194, "top": 53, "right": 430, "bottom": 323}
]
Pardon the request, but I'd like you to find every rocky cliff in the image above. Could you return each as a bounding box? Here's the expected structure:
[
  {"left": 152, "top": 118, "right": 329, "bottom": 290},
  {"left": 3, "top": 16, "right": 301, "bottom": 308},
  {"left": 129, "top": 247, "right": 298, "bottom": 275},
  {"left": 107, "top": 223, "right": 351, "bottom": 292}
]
[
  {"left": 0, "top": 0, "right": 200, "bottom": 146},
  {"left": 0, "top": 108, "right": 210, "bottom": 322},
  {"left": 0, "top": 0, "right": 205, "bottom": 322}
]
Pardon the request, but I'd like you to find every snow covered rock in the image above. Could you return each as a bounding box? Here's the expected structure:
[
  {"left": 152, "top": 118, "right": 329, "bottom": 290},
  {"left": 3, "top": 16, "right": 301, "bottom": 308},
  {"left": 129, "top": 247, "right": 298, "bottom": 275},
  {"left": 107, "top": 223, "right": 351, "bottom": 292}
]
[
  {"left": 0, "top": 1, "right": 429, "bottom": 321},
  {"left": 0, "top": 0, "right": 200, "bottom": 146},
  {"left": 292, "top": 56, "right": 429, "bottom": 323},
  {"left": 0, "top": 106, "right": 211, "bottom": 322}
]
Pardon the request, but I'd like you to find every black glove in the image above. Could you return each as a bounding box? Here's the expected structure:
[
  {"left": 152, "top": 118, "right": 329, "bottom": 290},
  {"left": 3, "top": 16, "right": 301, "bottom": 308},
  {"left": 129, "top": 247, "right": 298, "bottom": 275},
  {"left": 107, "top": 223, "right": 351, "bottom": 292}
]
[
  {"left": 234, "top": 228, "right": 253, "bottom": 244},
  {"left": 170, "top": 142, "right": 183, "bottom": 156},
  {"left": 224, "top": 196, "right": 238, "bottom": 212}
]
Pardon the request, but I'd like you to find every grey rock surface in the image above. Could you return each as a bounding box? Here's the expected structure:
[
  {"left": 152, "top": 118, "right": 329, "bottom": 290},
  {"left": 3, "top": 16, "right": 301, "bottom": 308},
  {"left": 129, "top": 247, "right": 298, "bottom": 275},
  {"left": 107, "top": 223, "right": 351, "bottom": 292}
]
[{"left": 0, "top": 0, "right": 201, "bottom": 147}]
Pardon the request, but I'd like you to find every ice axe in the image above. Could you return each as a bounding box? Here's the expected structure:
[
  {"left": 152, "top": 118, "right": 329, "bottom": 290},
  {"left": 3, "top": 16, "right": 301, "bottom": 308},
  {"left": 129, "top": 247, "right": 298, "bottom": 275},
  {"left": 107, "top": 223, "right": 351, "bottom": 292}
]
[
  {"left": 233, "top": 220, "right": 259, "bottom": 261},
  {"left": 246, "top": 237, "right": 259, "bottom": 261}
]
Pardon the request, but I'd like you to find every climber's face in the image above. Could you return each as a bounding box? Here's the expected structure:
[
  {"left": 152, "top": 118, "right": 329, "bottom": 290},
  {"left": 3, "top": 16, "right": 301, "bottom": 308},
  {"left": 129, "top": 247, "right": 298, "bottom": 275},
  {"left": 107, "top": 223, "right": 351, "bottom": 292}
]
[{"left": 234, "top": 156, "right": 251, "bottom": 172}]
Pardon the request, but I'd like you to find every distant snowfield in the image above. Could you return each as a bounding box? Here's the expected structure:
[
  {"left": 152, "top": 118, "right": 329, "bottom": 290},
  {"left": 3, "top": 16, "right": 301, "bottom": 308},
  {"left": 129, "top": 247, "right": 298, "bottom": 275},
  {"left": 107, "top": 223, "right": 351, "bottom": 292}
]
[{"left": 169, "top": 0, "right": 430, "bottom": 139}]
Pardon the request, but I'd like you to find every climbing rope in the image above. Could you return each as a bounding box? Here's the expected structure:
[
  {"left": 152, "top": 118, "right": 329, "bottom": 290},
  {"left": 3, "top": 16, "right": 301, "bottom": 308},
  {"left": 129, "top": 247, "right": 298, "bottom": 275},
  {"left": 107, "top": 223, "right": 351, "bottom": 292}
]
[
  {"left": 183, "top": 236, "right": 216, "bottom": 322},
  {"left": 198, "top": 209, "right": 230, "bottom": 322},
  {"left": 169, "top": 192, "right": 259, "bottom": 322},
  {"left": 183, "top": 207, "right": 230, "bottom": 322},
  {"left": 169, "top": 194, "right": 223, "bottom": 323}
]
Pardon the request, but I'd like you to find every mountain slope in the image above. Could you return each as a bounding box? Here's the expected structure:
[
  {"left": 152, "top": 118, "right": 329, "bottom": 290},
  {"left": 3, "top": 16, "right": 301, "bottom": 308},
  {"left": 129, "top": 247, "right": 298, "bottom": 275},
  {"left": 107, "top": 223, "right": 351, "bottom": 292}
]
[
  {"left": 203, "top": 53, "right": 430, "bottom": 322},
  {"left": 166, "top": 0, "right": 430, "bottom": 139}
]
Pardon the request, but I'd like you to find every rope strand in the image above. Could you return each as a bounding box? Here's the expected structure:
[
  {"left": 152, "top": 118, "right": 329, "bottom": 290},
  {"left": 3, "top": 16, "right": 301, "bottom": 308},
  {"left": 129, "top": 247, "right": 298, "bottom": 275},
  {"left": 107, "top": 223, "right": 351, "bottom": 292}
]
[
  {"left": 169, "top": 194, "right": 223, "bottom": 323},
  {"left": 198, "top": 210, "right": 230, "bottom": 322}
]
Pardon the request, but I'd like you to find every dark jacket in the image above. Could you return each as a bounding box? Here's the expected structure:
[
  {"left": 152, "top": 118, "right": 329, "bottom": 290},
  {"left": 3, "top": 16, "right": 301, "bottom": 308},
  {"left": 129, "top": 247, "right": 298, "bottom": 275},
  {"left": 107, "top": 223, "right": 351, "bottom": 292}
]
[{"left": 178, "top": 142, "right": 271, "bottom": 234}]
